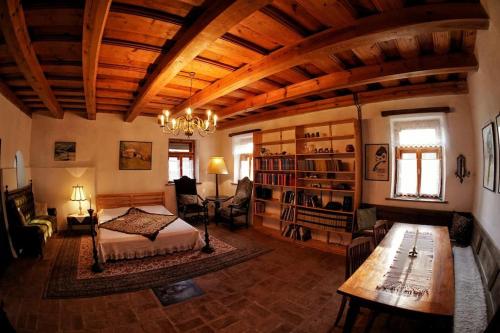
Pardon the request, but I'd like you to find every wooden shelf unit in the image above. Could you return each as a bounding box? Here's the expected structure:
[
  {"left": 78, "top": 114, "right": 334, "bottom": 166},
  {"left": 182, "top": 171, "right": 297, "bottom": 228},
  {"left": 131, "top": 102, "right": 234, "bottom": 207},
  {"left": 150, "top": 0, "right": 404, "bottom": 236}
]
[{"left": 252, "top": 118, "right": 362, "bottom": 249}]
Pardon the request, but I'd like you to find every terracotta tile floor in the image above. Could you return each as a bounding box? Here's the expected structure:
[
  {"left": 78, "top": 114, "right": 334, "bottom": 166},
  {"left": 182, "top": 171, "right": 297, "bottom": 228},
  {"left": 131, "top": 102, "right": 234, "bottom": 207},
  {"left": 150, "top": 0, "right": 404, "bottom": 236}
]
[{"left": 1, "top": 226, "right": 433, "bottom": 332}]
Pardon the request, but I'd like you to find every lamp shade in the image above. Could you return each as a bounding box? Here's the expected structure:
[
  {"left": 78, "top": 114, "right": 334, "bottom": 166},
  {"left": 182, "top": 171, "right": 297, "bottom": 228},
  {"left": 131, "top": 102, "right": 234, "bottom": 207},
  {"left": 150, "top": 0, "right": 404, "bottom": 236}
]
[
  {"left": 207, "top": 157, "right": 228, "bottom": 175},
  {"left": 71, "top": 185, "right": 86, "bottom": 201}
]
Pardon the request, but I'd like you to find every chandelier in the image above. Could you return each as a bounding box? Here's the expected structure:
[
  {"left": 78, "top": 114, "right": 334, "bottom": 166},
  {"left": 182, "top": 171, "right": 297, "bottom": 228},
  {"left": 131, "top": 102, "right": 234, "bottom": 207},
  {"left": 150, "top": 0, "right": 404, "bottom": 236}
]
[{"left": 158, "top": 72, "right": 217, "bottom": 137}]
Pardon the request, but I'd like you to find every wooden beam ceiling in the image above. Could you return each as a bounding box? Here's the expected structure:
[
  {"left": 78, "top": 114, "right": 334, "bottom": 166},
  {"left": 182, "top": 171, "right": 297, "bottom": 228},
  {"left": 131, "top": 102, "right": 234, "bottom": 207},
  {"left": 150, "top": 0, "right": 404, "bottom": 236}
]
[
  {"left": 218, "top": 53, "right": 477, "bottom": 119},
  {"left": 218, "top": 80, "right": 468, "bottom": 129},
  {"left": 124, "top": 0, "right": 272, "bottom": 122},
  {"left": 82, "top": 0, "right": 112, "bottom": 120},
  {"left": 0, "top": 78, "right": 31, "bottom": 116},
  {"left": 172, "top": 3, "right": 488, "bottom": 115},
  {"left": 0, "top": 0, "right": 63, "bottom": 118}
]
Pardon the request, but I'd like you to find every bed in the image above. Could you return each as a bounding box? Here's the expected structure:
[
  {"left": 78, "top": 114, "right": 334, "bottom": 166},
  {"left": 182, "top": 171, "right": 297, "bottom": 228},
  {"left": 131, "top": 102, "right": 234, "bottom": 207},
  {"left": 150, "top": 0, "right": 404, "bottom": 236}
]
[{"left": 96, "top": 192, "right": 205, "bottom": 262}]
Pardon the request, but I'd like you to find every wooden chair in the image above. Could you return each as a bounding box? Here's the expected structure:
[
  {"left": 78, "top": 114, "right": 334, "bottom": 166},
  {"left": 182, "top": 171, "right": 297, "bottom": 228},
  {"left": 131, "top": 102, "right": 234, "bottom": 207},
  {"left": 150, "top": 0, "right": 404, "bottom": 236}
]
[
  {"left": 217, "top": 177, "right": 253, "bottom": 229},
  {"left": 174, "top": 176, "right": 208, "bottom": 224},
  {"left": 334, "top": 237, "right": 373, "bottom": 327},
  {"left": 373, "top": 220, "right": 389, "bottom": 246}
]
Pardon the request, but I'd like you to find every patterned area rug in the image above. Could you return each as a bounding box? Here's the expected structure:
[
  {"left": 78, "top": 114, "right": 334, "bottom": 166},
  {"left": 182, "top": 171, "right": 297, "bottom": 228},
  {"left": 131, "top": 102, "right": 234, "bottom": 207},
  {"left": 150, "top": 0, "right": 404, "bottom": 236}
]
[{"left": 44, "top": 231, "right": 271, "bottom": 298}]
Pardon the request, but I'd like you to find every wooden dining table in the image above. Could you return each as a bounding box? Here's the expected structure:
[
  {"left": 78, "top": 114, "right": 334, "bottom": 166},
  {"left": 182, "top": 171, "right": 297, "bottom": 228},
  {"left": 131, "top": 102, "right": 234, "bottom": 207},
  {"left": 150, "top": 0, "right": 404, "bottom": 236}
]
[{"left": 337, "top": 223, "right": 454, "bottom": 332}]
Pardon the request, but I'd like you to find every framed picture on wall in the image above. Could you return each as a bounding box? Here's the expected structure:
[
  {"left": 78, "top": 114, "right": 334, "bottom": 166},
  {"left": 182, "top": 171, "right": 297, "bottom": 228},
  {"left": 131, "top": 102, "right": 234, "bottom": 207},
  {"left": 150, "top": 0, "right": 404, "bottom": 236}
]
[
  {"left": 365, "top": 144, "right": 389, "bottom": 181},
  {"left": 119, "top": 141, "right": 152, "bottom": 170},
  {"left": 496, "top": 114, "right": 500, "bottom": 193},
  {"left": 482, "top": 122, "right": 496, "bottom": 192},
  {"left": 54, "top": 142, "right": 76, "bottom": 161}
]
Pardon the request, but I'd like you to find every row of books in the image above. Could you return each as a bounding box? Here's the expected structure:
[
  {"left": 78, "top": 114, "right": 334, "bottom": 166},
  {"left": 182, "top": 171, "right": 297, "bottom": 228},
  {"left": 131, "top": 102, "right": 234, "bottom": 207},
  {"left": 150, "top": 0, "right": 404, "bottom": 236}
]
[
  {"left": 281, "top": 191, "right": 295, "bottom": 204},
  {"left": 296, "top": 208, "right": 353, "bottom": 232},
  {"left": 296, "top": 192, "right": 321, "bottom": 207},
  {"left": 281, "top": 224, "right": 311, "bottom": 241},
  {"left": 255, "top": 158, "right": 295, "bottom": 170},
  {"left": 255, "top": 173, "right": 295, "bottom": 186},
  {"left": 280, "top": 206, "right": 295, "bottom": 221},
  {"left": 297, "top": 159, "right": 343, "bottom": 171},
  {"left": 254, "top": 201, "right": 265, "bottom": 214}
]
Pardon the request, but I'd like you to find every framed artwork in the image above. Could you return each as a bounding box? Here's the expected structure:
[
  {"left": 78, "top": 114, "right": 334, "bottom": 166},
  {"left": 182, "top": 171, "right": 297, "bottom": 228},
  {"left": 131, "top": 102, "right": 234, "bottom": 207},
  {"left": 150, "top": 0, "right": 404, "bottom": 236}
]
[
  {"left": 54, "top": 142, "right": 76, "bottom": 161},
  {"left": 119, "top": 141, "right": 152, "bottom": 170},
  {"left": 482, "top": 122, "right": 496, "bottom": 192},
  {"left": 496, "top": 114, "right": 500, "bottom": 193},
  {"left": 365, "top": 144, "right": 389, "bottom": 181}
]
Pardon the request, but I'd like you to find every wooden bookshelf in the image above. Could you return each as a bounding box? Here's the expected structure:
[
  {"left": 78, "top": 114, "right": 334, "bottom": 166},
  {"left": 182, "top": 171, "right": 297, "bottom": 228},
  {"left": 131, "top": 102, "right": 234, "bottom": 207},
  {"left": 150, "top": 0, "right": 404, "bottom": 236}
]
[{"left": 252, "top": 118, "right": 362, "bottom": 250}]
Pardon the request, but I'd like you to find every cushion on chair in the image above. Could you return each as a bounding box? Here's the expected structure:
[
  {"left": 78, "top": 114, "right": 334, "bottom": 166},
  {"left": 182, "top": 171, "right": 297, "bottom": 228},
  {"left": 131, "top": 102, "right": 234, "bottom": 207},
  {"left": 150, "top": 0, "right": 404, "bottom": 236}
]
[
  {"left": 357, "top": 207, "right": 377, "bottom": 231},
  {"left": 220, "top": 206, "right": 246, "bottom": 218},
  {"left": 233, "top": 178, "right": 253, "bottom": 205},
  {"left": 179, "top": 194, "right": 198, "bottom": 206},
  {"left": 450, "top": 213, "right": 473, "bottom": 246}
]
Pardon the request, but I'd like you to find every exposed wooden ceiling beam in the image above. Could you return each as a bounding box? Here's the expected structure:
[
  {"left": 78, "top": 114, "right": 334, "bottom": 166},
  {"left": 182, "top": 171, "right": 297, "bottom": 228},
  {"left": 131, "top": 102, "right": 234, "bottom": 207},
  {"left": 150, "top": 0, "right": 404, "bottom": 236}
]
[
  {"left": 218, "top": 80, "right": 468, "bottom": 129},
  {"left": 83, "top": 0, "right": 112, "bottom": 120},
  {"left": 217, "top": 53, "right": 477, "bottom": 119},
  {"left": 0, "top": 0, "right": 64, "bottom": 118},
  {"left": 124, "top": 0, "right": 272, "bottom": 122},
  {"left": 172, "top": 3, "right": 488, "bottom": 114},
  {"left": 0, "top": 79, "right": 31, "bottom": 116}
]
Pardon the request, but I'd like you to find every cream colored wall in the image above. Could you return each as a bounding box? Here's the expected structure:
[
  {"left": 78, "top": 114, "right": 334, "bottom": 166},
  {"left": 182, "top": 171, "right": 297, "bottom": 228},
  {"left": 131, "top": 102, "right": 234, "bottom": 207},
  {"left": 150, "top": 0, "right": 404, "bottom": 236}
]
[
  {"left": 30, "top": 112, "right": 218, "bottom": 230},
  {"left": 0, "top": 94, "right": 32, "bottom": 190},
  {"left": 216, "top": 94, "right": 475, "bottom": 214},
  {"left": 468, "top": 0, "right": 500, "bottom": 247}
]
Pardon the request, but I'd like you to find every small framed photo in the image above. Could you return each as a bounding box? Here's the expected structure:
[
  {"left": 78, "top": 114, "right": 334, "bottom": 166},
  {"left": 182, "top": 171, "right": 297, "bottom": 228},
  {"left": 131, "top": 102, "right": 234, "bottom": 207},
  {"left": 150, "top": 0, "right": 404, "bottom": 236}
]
[
  {"left": 482, "top": 122, "right": 496, "bottom": 192},
  {"left": 119, "top": 141, "right": 152, "bottom": 170},
  {"left": 496, "top": 114, "right": 500, "bottom": 193},
  {"left": 365, "top": 144, "right": 389, "bottom": 181},
  {"left": 54, "top": 142, "right": 76, "bottom": 161}
]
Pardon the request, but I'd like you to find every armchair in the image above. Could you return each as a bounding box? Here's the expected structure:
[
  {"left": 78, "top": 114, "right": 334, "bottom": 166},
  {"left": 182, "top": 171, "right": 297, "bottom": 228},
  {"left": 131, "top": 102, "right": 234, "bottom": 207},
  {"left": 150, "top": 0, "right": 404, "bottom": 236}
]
[
  {"left": 174, "top": 176, "right": 208, "bottom": 224},
  {"left": 217, "top": 177, "right": 253, "bottom": 229},
  {"left": 4, "top": 182, "right": 56, "bottom": 257}
]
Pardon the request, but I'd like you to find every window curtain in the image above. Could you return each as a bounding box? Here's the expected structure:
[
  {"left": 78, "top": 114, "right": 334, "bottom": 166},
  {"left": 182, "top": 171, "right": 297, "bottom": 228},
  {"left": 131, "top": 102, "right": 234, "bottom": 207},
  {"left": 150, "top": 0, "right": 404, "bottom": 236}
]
[{"left": 392, "top": 118, "right": 443, "bottom": 147}]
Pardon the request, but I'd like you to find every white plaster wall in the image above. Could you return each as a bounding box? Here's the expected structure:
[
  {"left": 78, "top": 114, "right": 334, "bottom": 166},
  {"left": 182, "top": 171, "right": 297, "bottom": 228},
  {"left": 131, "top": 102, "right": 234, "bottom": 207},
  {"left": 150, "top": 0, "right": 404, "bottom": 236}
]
[
  {"left": 0, "top": 94, "right": 32, "bottom": 191},
  {"left": 30, "top": 112, "right": 219, "bottom": 228},
  {"left": 216, "top": 94, "right": 475, "bottom": 214},
  {"left": 468, "top": 0, "right": 500, "bottom": 247}
]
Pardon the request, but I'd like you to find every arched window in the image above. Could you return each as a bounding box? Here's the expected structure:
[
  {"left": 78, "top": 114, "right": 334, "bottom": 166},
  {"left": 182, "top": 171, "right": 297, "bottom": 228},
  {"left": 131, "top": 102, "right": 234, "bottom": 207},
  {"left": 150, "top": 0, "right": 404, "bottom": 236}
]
[{"left": 14, "top": 151, "right": 26, "bottom": 188}]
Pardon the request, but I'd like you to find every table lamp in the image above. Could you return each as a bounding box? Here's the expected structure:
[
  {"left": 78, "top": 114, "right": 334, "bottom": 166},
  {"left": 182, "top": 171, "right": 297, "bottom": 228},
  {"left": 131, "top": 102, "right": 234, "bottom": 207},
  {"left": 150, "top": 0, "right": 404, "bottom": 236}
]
[
  {"left": 207, "top": 157, "right": 228, "bottom": 197},
  {"left": 71, "top": 184, "right": 86, "bottom": 215}
]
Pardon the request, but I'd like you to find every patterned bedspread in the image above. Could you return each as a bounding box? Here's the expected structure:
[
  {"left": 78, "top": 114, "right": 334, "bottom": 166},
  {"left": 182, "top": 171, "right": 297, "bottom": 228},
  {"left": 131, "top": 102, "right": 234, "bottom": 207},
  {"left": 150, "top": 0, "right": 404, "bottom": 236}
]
[{"left": 99, "top": 207, "right": 178, "bottom": 241}]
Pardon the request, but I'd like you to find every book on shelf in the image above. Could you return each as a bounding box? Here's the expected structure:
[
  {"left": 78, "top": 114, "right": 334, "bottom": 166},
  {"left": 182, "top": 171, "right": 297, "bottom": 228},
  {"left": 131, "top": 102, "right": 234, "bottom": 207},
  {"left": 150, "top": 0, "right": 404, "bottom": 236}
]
[
  {"left": 280, "top": 206, "right": 295, "bottom": 221},
  {"left": 256, "top": 157, "right": 294, "bottom": 171},
  {"left": 254, "top": 201, "right": 266, "bottom": 214},
  {"left": 255, "top": 173, "right": 295, "bottom": 186},
  {"left": 297, "top": 159, "right": 343, "bottom": 172},
  {"left": 296, "top": 207, "right": 353, "bottom": 232},
  {"left": 281, "top": 191, "right": 295, "bottom": 204}
]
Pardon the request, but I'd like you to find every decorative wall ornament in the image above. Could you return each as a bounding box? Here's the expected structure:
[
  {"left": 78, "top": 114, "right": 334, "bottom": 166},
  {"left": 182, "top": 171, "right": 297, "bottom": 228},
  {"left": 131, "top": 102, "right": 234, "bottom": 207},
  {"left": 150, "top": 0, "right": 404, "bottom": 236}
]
[
  {"left": 481, "top": 122, "right": 496, "bottom": 192},
  {"left": 455, "top": 154, "right": 470, "bottom": 183},
  {"left": 119, "top": 141, "right": 152, "bottom": 170},
  {"left": 365, "top": 144, "right": 389, "bottom": 181}
]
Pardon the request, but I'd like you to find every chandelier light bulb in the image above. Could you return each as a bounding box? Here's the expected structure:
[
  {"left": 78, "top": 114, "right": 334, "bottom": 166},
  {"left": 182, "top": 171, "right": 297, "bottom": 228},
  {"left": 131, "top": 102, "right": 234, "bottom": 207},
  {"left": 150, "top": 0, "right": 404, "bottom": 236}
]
[
  {"left": 214, "top": 114, "right": 217, "bottom": 126},
  {"left": 186, "top": 107, "right": 192, "bottom": 116},
  {"left": 158, "top": 114, "right": 165, "bottom": 126}
]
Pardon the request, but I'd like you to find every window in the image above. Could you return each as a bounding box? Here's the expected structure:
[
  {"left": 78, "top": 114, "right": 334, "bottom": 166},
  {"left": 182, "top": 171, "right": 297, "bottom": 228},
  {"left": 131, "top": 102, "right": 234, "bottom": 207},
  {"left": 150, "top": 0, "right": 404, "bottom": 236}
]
[
  {"left": 168, "top": 140, "right": 195, "bottom": 182},
  {"left": 232, "top": 133, "right": 254, "bottom": 183},
  {"left": 391, "top": 117, "right": 445, "bottom": 200}
]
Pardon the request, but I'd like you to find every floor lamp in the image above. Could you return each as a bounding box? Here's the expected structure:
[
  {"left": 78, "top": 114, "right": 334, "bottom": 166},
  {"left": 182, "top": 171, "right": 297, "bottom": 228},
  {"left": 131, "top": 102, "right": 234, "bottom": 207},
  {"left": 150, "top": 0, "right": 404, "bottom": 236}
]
[{"left": 207, "top": 157, "right": 228, "bottom": 197}]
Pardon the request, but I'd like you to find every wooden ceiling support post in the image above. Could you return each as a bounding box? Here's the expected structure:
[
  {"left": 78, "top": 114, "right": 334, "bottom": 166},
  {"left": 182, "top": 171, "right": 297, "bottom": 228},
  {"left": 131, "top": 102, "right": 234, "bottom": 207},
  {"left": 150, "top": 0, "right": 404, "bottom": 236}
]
[
  {"left": 82, "top": 0, "right": 112, "bottom": 120},
  {"left": 0, "top": 0, "right": 63, "bottom": 119},
  {"left": 124, "top": 0, "right": 273, "bottom": 122}
]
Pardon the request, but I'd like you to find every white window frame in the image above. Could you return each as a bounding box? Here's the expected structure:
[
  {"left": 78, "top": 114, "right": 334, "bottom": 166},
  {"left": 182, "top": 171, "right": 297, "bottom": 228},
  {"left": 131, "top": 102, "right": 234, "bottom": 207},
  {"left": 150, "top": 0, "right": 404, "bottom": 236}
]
[{"left": 232, "top": 133, "right": 254, "bottom": 183}]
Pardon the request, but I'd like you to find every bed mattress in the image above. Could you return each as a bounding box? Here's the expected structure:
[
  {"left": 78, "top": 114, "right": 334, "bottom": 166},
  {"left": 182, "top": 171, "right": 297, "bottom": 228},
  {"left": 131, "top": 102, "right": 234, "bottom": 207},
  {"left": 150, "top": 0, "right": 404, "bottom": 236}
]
[{"left": 97, "top": 205, "right": 205, "bottom": 262}]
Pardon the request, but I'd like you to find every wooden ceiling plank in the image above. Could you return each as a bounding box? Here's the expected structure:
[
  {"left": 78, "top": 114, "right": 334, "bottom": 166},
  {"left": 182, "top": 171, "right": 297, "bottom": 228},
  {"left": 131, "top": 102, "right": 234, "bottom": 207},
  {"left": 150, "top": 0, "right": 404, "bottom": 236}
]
[
  {"left": 83, "top": 0, "right": 112, "bottom": 119},
  {"left": 0, "top": 78, "right": 31, "bottom": 116},
  {"left": 124, "top": 0, "right": 272, "bottom": 122},
  {"left": 172, "top": 3, "right": 488, "bottom": 113},
  {"left": 217, "top": 53, "right": 477, "bottom": 119},
  {"left": 219, "top": 80, "right": 467, "bottom": 129},
  {"left": 0, "top": 0, "right": 64, "bottom": 118}
]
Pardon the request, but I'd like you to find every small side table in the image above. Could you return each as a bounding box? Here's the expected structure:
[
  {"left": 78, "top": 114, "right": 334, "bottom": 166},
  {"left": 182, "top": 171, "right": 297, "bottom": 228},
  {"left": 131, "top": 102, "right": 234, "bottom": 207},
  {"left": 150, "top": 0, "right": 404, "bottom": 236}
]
[
  {"left": 67, "top": 213, "right": 97, "bottom": 234},
  {"left": 206, "top": 195, "right": 230, "bottom": 223}
]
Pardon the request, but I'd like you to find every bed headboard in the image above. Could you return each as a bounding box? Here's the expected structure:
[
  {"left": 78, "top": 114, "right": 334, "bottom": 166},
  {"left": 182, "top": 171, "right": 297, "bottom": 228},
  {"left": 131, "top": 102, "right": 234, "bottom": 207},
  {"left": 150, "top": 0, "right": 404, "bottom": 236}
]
[{"left": 96, "top": 192, "right": 165, "bottom": 210}]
